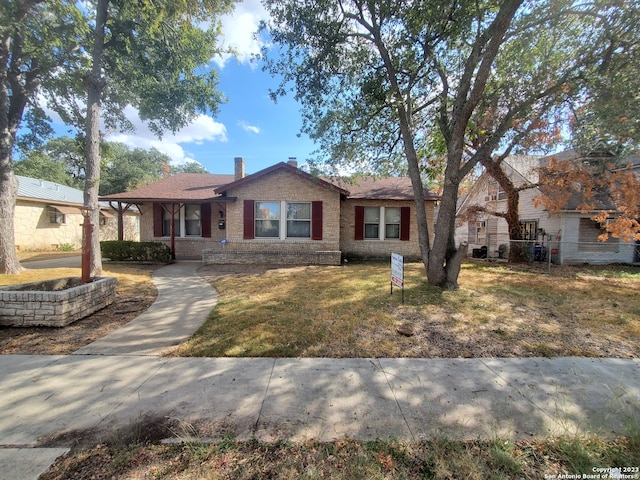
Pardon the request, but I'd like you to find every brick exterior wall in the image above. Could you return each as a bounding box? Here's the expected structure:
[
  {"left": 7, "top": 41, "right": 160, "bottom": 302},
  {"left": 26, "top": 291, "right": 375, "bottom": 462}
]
[
  {"left": 140, "top": 169, "right": 435, "bottom": 265},
  {"left": 340, "top": 199, "right": 435, "bottom": 261},
  {"left": 140, "top": 202, "right": 230, "bottom": 259},
  {"left": 224, "top": 169, "right": 341, "bottom": 250}
]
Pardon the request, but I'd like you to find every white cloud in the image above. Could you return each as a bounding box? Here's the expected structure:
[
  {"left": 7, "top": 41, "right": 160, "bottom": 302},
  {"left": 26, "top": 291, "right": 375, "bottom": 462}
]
[
  {"left": 215, "top": 0, "right": 270, "bottom": 67},
  {"left": 106, "top": 105, "right": 227, "bottom": 165},
  {"left": 238, "top": 121, "right": 261, "bottom": 134}
]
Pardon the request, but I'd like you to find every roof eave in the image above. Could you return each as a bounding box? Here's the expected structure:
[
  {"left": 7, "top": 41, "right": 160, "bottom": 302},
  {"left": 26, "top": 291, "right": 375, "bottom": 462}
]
[{"left": 99, "top": 196, "right": 237, "bottom": 203}]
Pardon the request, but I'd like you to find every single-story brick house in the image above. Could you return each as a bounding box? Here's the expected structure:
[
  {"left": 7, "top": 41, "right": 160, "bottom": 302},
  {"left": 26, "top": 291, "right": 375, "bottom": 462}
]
[
  {"left": 15, "top": 175, "right": 139, "bottom": 251},
  {"left": 99, "top": 158, "right": 439, "bottom": 265}
]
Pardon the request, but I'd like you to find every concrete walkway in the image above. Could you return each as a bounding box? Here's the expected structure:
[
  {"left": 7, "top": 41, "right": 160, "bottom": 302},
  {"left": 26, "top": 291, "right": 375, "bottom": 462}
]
[
  {"left": 1, "top": 261, "right": 639, "bottom": 479},
  {"left": 73, "top": 261, "right": 218, "bottom": 356}
]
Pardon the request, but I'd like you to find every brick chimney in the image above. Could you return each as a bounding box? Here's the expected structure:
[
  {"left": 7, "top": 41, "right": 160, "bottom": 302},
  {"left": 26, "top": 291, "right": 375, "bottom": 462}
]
[
  {"left": 234, "top": 157, "right": 245, "bottom": 180},
  {"left": 287, "top": 157, "right": 298, "bottom": 168}
]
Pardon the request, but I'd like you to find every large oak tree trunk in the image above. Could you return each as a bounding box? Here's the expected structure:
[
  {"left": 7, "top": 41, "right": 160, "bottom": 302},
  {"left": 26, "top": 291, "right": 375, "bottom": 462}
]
[
  {"left": 427, "top": 179, "right": 467, "bottom": 289},
  {"left": 0, "top": 30, "right": 30, "bottom": 274},
  {"left": 481, "top": 157, "right": 527, "bottom": 262},
  {"left": 84, "top": 0, "right": 108, "bottom": 277},
  {"left": 0, "top": 150, "right": 23, "bottom": 274}
]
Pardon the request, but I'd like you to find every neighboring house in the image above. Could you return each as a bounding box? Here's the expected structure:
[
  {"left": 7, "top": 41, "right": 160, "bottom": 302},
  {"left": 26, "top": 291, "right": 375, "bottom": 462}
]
[
  {"left": 100, "top": 158, "right": 439, "bottom": 265},
  {"left": 455, "top": 151, "right": 640, "bottom": 265},
  {"left": 14, "top": 175, "right": 139, "bottom": 251}
]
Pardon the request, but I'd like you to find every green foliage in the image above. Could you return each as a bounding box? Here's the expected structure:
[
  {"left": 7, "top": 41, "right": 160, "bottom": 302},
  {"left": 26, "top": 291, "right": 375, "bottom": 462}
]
[
  {"left": 262, "top": 0, "right": 640, "bottom": 289},
  {"left": 171, "top": 161, "right": 209, "bottom": 174},
  {"left": 58, "top": 243, "right": 76, "bottom": 252},
  {"left": 570, "top": 4, "right": 640, "bottom": 155},
  {"left": 14, "top": 152, "right": 77, "bottom": 187},
  {"left": 100, "top": 241, "right": 171, "bottom": 263},
  {"left": 100, "top": 143, "right": 171, "bottom": 195},
  {"left": 2, "top": 0, "right": 91, "bottom": 149},
  {"left": 48, "top": 0, "right": 236, "bottom": 136}
]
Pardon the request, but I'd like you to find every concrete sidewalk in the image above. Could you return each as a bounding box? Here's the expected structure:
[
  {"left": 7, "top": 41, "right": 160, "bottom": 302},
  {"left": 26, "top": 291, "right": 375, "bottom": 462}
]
[
  {"left": 1, "top": 261, "right": 639, "bottom": 479},
  {"left": 73, "top": 261, "right": 218, "bottom": 356}
]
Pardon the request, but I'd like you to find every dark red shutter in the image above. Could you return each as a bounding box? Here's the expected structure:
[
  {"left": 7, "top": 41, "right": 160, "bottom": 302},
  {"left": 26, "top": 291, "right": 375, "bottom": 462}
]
[
  {"left": 153, "top": 203, "right": 163, "bottom": 237},
  {"left": 201, "top": 203, "right": 211, "bottom": 238},
  {"left": 311, "top": 201, "right": 323, "bottom": 240},
  {"left": 400, "top": 206, "right": 410, "bottom": 241},
  {"left": 354, "top": 206, "right": 364, "bottom": 240},
  {"left": 243, "top": 200, "right": 255, "bottom": 239}
]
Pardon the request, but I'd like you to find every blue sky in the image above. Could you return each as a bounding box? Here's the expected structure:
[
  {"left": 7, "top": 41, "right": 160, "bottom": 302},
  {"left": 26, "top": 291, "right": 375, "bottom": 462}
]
[{"left": 49, "top": 0, "right": 316, "bottom": 176}]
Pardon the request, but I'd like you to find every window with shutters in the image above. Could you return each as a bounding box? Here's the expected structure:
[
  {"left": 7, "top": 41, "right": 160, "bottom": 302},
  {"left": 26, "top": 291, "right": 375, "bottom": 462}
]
[
  {"left": 246, "top": 200, "right": 322, "bottom": 240},
  {"left": 162, "top": 204, "right": 181, "bottom": 237},
  {"left": 357, "top": 206, "right": 410, "bottom": 241},
  {"left": 159, "top": 203, "right": 206, "bottom": 237},
  {"left": 384, "top": 207, "right": 401, "bottom": 239},
  {"left": 364, "top": 207, "right": 380, "bottom": 239}
]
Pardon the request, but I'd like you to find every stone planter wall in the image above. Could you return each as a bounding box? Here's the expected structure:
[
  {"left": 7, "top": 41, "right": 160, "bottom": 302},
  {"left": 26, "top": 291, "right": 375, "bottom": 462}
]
[{"left": 0, "top": 276, "right": 117, "bottom": 327}]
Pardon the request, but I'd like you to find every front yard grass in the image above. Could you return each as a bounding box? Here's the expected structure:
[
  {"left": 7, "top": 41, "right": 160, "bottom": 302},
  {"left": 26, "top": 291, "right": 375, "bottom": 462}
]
[{"left": 175, "top": 261, "right": 640, "bottom": 358}]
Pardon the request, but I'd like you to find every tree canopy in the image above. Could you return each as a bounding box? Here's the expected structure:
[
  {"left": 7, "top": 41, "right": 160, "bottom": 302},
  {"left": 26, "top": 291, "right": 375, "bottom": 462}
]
[
  {"left": 263, "top": 0, "right": 639, "bottom": 288},
  {"left": 13, "top": 136, "right": 207, "bottom": 195},
  {"left": 1, "top": 0, "right": 234, "bottom": 274},
  {"left": 1, "top": 0, "right": 89, "bottom": 273}
]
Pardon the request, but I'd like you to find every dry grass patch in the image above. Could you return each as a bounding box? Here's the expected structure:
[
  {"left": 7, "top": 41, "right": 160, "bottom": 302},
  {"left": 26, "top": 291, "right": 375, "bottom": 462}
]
[
  {"left": 0, "top": 261, "right": 160, "bottom": 354},
  {"left": 175, "top": 261, "right": 640, "bottom": 358},
  {"left": 40, "top": 433, "right": 640, "bottom": 480}
]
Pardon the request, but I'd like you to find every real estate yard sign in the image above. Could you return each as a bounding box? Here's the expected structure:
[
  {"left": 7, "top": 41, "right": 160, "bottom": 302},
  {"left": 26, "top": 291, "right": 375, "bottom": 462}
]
[{"left": 391, "top": 253, "right": 404, "bottom": 303}]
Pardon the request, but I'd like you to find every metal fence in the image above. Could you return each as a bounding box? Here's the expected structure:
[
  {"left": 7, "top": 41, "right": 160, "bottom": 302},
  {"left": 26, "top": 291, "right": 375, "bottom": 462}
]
[{"left": 469, "top": 234, "right": 639, "bottom": 272}]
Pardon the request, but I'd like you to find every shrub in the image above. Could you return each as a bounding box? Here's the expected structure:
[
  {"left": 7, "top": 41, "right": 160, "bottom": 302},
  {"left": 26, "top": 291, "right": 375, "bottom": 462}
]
[
  {"left": 100, "top": 241, "right": 172, "bottom": 263},
  {"left": 58, "top": 243, "right": 76, "bottom": 252}
]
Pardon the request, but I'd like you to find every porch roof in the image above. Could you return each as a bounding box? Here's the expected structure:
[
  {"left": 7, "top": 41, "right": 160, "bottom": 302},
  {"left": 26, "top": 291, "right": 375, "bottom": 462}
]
[{"left": 100, "top": 173, "right": 236, "bottom": 203}]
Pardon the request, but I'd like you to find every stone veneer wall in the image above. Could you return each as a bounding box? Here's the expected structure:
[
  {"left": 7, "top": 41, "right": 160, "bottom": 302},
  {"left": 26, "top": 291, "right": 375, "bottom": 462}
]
[
  {"left": 0, "top": 276, "right": 117, "bottom": 327},
  {"left": 15, "top": 200, "right": 138, "bottom": 250},
  {"left": 14, "top": 200, "right": 83, "bottom": 250}
]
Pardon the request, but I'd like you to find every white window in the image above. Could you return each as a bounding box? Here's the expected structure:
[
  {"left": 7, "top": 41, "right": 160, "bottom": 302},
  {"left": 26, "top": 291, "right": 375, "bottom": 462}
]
[
  {"left": 162, "top": 204, "right": 202, "bottom": 237},
  {"left": 255, "top": 201, "right": 280, "bottom": 238},
  {"left": 385, "top": 207, "right": 401, "bottom": 239},
  {"left": 488, "top": 180, "right": 506, "bottom": 201},
  {"left": 364, "top": 207, "right": 380, "bottom": 239},
  {"left": 287, "top": 202, "right": 311, "bottom": 238},
  {"left": 364, "top": 206, "right": 403, "bottom": 240},
  {"left": 162, "top": 204, "right": 181, "bottom": 237},
  {"left": 185, "top": 204, "right": 201, "bottom": 236},
  {"left": 49, "top": 208, "right": 65, "bottom": 224}
]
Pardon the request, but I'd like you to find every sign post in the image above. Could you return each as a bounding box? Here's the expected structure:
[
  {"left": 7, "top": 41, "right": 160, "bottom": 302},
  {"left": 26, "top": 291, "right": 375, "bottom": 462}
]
[{"left": 391, "top": 253, "right": 404, "bottom": 303}]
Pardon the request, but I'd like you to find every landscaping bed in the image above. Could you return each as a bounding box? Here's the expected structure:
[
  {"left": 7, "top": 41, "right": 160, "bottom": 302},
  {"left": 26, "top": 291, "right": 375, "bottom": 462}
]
[{"left": 0, "top": 263, "right": 159, "bottom": 354}]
